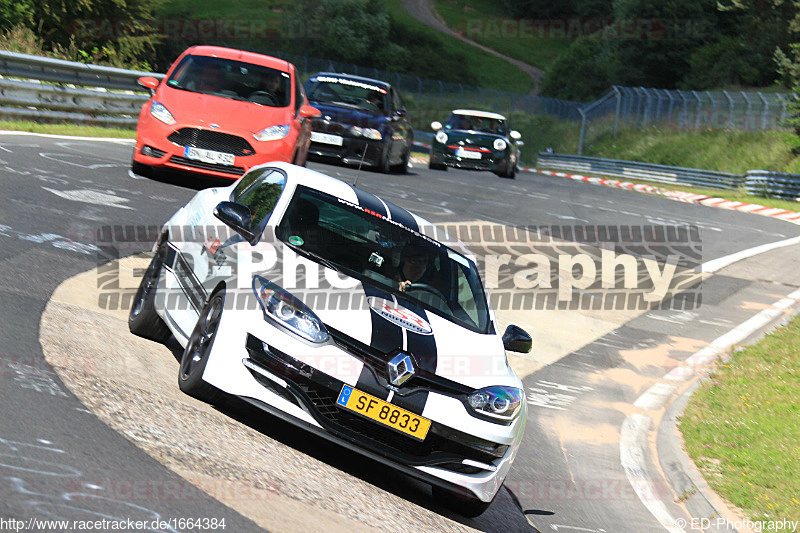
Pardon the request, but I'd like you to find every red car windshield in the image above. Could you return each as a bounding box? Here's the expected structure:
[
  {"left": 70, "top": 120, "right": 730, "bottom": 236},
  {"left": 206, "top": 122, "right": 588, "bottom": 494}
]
[{"left": 166, "top": 55, "right": 291, "bottom": 108}]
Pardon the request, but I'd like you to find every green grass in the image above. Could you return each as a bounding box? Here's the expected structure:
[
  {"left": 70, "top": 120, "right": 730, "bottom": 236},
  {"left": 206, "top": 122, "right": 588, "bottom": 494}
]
[
  {"left": 384, "top": 0, "right": 533, "bottom": 94},
  {"left": 433, "top": 0, "right": 570, "bottom": 71},
  {"left": 584, "top": 128, "right": 800, "bottom": 174},
  {"left": 157, "top": 0, "right": 284, "bottom": 22},
  {"left": 680, "top": 313, "right": 800, "bottom": 522},
  {"left": 0, "top": 120, "right": 136, "bottom": 138}
]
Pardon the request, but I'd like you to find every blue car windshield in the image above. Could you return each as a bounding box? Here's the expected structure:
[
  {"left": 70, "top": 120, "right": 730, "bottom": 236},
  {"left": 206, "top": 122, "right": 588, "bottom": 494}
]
[
  {"left": 305, "top": 75, "right": 388, "bottom": 113},
  {"left": 276, "top": 186, "right": 491, "bottom": 333}
]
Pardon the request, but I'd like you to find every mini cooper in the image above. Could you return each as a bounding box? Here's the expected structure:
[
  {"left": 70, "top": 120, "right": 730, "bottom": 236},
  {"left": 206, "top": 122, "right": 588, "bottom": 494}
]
[{"left": 429, "top": 109, "right": 522, "bottom": 179}]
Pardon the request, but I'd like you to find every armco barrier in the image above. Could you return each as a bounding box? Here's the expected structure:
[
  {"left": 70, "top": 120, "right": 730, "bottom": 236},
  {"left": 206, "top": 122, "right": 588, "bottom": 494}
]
[
  {"left": 745, "top": 170, "right": 800, "bottom": 200},
  {"left": 0, "top": 50, "right": 161, "bottom": 127},
  {"left": 537, "top": 152, "right": 743, "bottom": 190}
]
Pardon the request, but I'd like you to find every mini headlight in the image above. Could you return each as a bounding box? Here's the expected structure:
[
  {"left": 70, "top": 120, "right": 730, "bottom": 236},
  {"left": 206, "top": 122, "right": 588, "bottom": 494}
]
[
  {"left": 150, "top": 101, "right": 175, "bottom": 125},
  {"left": 252, "top": 276, "right": 328, "bottom": 343},
  {"left": 254, "top": 125, "right": 290, "bottom": 142},
  {"left": 435, "top": 130, "right": 448, "bottom": 144},
  {"left": 493, "top": 138, "right": 507, "bottom": 151},
  {"left": 467, "top": 386, "right": 523, "bottom": 421}
]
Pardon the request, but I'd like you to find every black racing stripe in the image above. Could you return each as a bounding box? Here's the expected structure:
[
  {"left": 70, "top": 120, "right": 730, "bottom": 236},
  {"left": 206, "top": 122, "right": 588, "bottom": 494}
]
[
  {"left": 361, "top": 284, "right": 403, "bottom": 354},
  {"left": 351, "top": 186, "right": 388, "bottom": 218},
  {"left": 383, "top": 200, "right": 419, "bottom": 232},
  {"left": 392, "top": 298, "right": 435, "bottom": 415}
]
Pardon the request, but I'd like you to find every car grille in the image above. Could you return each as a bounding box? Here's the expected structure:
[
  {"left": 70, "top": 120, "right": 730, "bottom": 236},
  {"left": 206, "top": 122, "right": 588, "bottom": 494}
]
[
  {"left": 244, "top": 334, "right": 507, "bottom": 468},
  {"left": 167, "top": 128, "right": 255, "bottom": 157},
  {"left": 310, "top": 119, "right": 349, "bottom": 135},
  {"left": 167, "top": 156, "right": 245, "bottom": 176}
]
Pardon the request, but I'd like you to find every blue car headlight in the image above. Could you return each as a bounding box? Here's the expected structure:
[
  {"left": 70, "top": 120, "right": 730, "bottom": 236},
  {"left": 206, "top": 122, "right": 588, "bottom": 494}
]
[
  {"left": 252, "top": 276, "right": 328, "bottom": 343},
  {"left": 350, "top": 126, "right": 382, "bottom": 140},
  {"left": 467, "top": 386, "right": 524, "bottom": 421}
]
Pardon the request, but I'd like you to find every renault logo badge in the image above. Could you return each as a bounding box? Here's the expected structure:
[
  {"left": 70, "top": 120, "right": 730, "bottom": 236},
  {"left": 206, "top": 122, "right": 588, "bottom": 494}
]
[{"left": 387, "top": 353, "right": 415, "bottom": 387}]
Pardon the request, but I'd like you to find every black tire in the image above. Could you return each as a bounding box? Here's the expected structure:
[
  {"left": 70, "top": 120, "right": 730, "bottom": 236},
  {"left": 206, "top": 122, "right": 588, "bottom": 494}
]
[
  {"left": 178, "top": 291, "right": 226, "bottom": 403},
  {"left": 391, "top": 146, "right": 410, "bottom": 174},
  {"left": 432, "top": 485, "right": 493, "bottom": 518},
  {"left": 378, "top": 145, "right": 392, "bottom": 174},
  {"left": 128, "top": 245, "right": 171, "bottom": 343},
  {"left": 496, "top": 160, "right": 516, "bottom": 179},
  {"left": 131, "top": 160, "right": 152, "bottom": 178},
  {"left": 429, "top": 159, "right": 447, "bottom": 171}
]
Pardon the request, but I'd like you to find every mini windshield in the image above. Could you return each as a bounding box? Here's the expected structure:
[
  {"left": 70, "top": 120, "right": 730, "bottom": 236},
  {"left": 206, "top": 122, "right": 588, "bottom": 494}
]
[
  {"left": 305, "top": 75, "right": 388, "bottom": 113},
  {"left": 446, "top": 113, "right": 507, "bottom": 135},
  {"left": 276, "top": 186, "right": 491, "bottom": 333},
  {"left": 167, "top": 54, "right": 291, "bottom": 107}
]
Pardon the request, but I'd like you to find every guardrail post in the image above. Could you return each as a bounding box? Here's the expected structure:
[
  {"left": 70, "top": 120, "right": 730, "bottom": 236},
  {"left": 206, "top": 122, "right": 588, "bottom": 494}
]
[
  {"left": 578, "top": 107, "right": 587, "bottom": 155},
  {"left": 692, "top": 90, "right": 702, "bottom": 129},
  {"left": 758, "top": 92, "right": 769, "bottom": 130},
  {"left": 723, "top": 90, "right": 734, "bottom": 129},
  {"left": 665, "top": 90, "right": 675, "bottom": 125},
  {"left": 417, "top": 77, "right": 422, "bottom": 100},
  {"left": 613, "top": 86, "right": 622, "bottom": 137},
  {"left": 706, "top": 91, "right": 715, "bottom": 128},
  {"left": 741, "top": 91, "right": 752, "bottom": 130}
]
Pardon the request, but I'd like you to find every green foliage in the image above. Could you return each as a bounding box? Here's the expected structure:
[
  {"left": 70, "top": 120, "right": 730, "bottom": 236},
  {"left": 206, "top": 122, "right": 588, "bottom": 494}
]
[
  {"left": 281, "top": 0, "right": 397, "bottom": 66},
  {"left": 540, "top": 39, "right": 615, "bottom": 101},
  {"left": 0, "top": 0, "right": 163, "bottom": 69}
]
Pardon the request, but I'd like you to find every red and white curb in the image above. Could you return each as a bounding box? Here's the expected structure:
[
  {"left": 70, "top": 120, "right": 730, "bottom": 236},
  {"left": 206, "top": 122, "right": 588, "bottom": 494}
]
[{"left": 529, "top": 168, "right": 800, "bottom": 225}]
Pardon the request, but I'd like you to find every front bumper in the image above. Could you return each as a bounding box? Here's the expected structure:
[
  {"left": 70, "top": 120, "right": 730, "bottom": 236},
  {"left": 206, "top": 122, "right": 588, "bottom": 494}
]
[
  {"left": 134, "top": 119, "right": 296, "bottom": 180},
  {"left": 430, "top": 144, "right": 510, "bottom": 172},
  {"left": 238, "top": 331, "right": 522, "bottom": 501},
  {"left": 307, "top": 136, "right": 386, "bottom": 168}
]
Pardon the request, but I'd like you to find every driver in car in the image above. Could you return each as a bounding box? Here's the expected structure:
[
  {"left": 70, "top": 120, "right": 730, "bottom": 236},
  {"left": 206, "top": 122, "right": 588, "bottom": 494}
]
[{"left": 395, "top": 244, "right": 435, "bottom": 292}]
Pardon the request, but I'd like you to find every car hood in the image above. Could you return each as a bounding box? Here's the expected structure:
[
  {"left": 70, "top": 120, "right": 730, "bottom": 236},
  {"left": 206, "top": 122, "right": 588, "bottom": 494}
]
[
  {"left": 305, "top": 280, "right": 515, "bottom": 389},
  {"left": 157, "top": 86, "right": 292, "bottom": 133},
  {"left": 442, "top": 130, "right": 506, "bottom": 148},
  {"left": 309, "top": 102, "right": 387, "bottom": 129}
]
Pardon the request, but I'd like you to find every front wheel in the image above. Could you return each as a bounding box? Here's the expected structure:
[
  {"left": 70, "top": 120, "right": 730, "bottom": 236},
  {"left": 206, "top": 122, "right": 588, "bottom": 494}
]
[
  {"left": 128, "top": 244, "right": 170, "bottom": 343},
  {"left": 391, "top": 146, "right": 410, "bottom": 174},
  {"left": 178, "top": 291, "right": 226, "bottom": 403}
]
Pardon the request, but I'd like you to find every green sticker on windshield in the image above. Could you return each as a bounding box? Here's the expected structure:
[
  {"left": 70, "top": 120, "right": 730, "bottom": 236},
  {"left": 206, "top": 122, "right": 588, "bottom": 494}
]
[{"left": 289, "top": 235, "right": 304, "bottom": 246}]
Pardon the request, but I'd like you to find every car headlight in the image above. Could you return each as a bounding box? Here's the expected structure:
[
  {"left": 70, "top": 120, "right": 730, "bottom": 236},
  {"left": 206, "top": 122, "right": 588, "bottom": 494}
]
[
  {"left": 252, "top": 276, "right": 328, "bottom": 343},
  {"left": 435, "top": 130, "right": 448, "bottom": 144},
  {"left": 493, "top": 138, "right": 507, "bottom": 151},
  {"left": 150, "top": 101, "right": 175, "bottom": 125},
  {"left": 350, "top": 126, "right": 382, "bottom": 140},
  {"left": 467, "top": 386, "right": 523, "bottom": 421},
  {"left": 253, "top": 125, "right": 290, "bottom": 142}
]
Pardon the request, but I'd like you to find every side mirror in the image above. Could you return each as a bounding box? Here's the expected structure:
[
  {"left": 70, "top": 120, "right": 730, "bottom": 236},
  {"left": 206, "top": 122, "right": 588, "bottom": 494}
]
[
  {"left": 394, "top": 108, "right": 407, "bottom": 117},
  {"left": 502, "top": 325, "right": 532, "bottom": 353},
  {"left": 137, "top": 76, "right": 159, "bottom": 95},
  {"left": 431, "top": 121, "right": 442, "bottom": 131},
  {"left": 299, "top": 104, "right": 321, "bottom": 118},
  {"left": 510, "top": 130, "right": 522, "bottom": 141},
  {"left": 214, "top": 201, "right": 257, "bottom": 244},
  {"left": 515, "top": 140, "right": 525, "bottom": 147}
]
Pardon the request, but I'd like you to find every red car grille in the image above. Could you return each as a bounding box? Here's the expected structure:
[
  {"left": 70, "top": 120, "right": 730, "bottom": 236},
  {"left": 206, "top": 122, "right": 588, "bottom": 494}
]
[{"left": 167, "top": 128, "right": 255, "bottom": 157}]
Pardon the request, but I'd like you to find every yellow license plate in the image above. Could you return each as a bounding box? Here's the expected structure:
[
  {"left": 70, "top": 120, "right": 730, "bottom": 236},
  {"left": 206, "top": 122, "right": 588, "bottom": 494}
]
[{"left": 336, "top": 385, "right": 431, "bottom": 441}]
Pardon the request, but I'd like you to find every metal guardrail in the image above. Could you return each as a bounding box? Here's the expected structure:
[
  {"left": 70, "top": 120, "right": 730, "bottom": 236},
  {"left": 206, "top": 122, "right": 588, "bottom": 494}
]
[
  {"left": 745, "top": 170, "right": 800, "bottom": 200},
  {"left": 0, "top": 50, "right": 161, "bottom": 127},
  {"left": 537, "top": 152, "right": 743, "bottom": 190},
  {"left": 537, "top": 153, "right": 800, "bottom": 200}
]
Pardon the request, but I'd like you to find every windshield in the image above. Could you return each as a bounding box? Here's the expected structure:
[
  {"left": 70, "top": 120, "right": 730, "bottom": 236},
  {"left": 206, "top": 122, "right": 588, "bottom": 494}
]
[
  {"left": 276, "top": 186, "right": 490, "bottom": 333},
  {"left": 166, "top": 54, "right": 291, "bottom": 107},
  {"left": 446, "top": 113, "right": 507, "bottom": 135},
  {"left": 305, "top": 75, "right": 388, "bottom": 113}
]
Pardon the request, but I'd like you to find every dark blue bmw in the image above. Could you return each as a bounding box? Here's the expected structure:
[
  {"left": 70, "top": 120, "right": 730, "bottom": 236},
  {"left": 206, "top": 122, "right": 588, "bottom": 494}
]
[{"left": 304, "top": 73, "right": 414, "bottom": 173}]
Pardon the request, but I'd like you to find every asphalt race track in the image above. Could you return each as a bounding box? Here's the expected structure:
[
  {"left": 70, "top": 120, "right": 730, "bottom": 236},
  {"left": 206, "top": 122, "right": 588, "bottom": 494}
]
[{"left": 2, "top": 131, "right": 800, "bottom": 532}]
